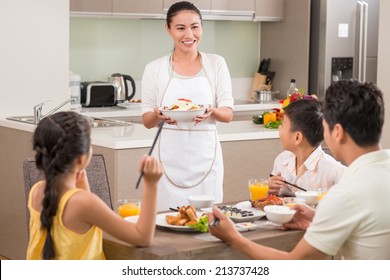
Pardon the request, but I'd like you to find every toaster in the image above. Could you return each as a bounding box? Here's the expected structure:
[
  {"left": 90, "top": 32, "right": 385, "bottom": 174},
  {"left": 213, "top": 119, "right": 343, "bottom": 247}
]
[{"left": 80, "top": 82, "right": 116, "bottom": 107}]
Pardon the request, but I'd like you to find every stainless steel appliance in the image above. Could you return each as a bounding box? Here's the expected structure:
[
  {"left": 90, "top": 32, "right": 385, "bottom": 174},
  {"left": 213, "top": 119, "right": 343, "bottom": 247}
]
[
  {"left": 109, "top": 73, "right": 136, "bottom": 102},
  {"left": 309, "top": 0, "right": 379, "bottom": 97},
  {"left": 80, "top": 82, "right": 116, "bottom": 107}
]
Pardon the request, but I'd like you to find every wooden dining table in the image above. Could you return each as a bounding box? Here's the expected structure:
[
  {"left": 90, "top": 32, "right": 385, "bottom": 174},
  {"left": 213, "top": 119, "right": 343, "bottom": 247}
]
[{"left": 103, "top": 207, "right": 305, "bottom": 260}]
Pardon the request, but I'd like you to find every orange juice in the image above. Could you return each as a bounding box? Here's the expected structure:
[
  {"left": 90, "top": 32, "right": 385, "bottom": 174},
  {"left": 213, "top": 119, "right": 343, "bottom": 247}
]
[
  {"left": 249, "top": 179, "right": 269, "bottom": 200},
  {"left": 118, "top": 203, "right": 140, "bottom": 218}
]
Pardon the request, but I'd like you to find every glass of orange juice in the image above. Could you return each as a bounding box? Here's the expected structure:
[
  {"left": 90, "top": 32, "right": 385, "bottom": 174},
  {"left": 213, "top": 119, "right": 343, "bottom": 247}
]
[
  {"left": 283, "top": 197, "right": 305, "bottom": 208},
  {"left": 117, "top": 199, "right": 141, "bottom": 218},
  {"left": 317, "top": 188, "right": 326, "bottom": 200},
  {"left": 248, "top": 179, "right": 269, "bottom": 201}
]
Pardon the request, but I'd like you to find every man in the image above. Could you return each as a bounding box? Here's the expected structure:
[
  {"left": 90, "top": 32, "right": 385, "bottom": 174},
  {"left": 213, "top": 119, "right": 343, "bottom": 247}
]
[{"left": 208, "top": 80, "right": 390, "bottom": 259}]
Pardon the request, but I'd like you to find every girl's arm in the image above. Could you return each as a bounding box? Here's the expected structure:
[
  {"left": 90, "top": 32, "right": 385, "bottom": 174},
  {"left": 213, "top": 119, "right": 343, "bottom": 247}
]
[{"left": 70, "top": 156, "right": 162, "bottom": 247}]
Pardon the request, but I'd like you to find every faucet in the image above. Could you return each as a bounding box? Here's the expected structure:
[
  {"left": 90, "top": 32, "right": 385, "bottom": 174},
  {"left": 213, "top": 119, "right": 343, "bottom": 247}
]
[{"left": 33, "top": 98, "right": 76, "bottom": 124}]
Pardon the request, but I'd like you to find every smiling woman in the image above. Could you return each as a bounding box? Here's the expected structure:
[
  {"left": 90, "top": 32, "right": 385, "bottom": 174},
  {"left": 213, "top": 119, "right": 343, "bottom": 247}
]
[{"left": 140, "top": 1, "right": 235, "bottom": 211}]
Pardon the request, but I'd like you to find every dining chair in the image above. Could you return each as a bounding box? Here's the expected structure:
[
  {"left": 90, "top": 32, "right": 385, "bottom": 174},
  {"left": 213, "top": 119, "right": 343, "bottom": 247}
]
[{"left": 23, "top": 154, "right": 113, "bottom": 237}]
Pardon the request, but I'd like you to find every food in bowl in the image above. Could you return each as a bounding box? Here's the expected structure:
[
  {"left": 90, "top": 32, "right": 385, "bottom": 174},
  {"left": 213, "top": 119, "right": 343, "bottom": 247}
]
[
  {"left": 295, "top": 191, "right": 320, "bottom": 206},
  {"left": 161, "top": 98, "right": 204, "bottom": 111},
  {"left": 264, "top": 205, "right": 296, "bottom": 225},
  {"left": 187, "top": 194, "right": 215, "bottom": 209},
  {"left": 160, "top": 98, "right": 206, "bottom": 122}
]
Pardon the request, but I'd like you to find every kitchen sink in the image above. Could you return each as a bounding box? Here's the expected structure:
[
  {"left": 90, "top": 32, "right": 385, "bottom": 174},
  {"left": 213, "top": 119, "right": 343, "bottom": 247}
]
[
  {"left": 7, "top": 116, "right": 36, "bottom": 124},
  {"left": 86, "top": 117, "right": 133, "bottom": 128},
  {"left": 7, "top": 115, "right": 133, "bottom": 128}
]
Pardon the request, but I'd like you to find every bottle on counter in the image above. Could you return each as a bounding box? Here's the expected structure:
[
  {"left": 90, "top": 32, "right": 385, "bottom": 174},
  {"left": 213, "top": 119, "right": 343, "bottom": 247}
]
[
  {"left": 69, "top": 71, "right": 82, "bottom": 110},
  {"left": 286, "top": 78, "right": 298, "bottom": 98}
]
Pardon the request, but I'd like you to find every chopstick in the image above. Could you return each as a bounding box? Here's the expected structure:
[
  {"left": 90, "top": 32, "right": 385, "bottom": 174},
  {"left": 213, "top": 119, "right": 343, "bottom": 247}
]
[
  {"left": 135, "top": 121, "right": 164, "bottom": 189},
  {"left": 209, "top": 218, "right": 220, "bottom": 227},
  {"left": 269, "top": 174, "right": 307, "bottom": 192}
]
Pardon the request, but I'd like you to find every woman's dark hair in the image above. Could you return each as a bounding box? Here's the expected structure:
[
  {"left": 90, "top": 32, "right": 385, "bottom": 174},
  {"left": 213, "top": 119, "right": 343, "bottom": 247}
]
[
  {"left": 32, "top": 111, "right": 91, "bottom": 259},
  {"left": 166, "top": 1, "right": 202, "bottom": 29},
  {"left": 284, "top": 98, "right": 324, "bottom": 147},
  {"left": 323, "top": 80, "right": 384, "bottom": 147}
]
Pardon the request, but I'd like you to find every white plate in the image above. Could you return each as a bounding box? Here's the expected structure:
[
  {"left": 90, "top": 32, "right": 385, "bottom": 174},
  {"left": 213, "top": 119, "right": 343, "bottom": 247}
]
[
  {"left": 160, "top": 108, "right": 206, "bottom": 123},
  {"left": 216, "top": 203, "right": 265, "bottom": 223},
  {"left": 235, "top": 201, "right": 258, "bottom": 211},
  {"left": 156, "top": 213, "right": 201, "bottom": 232},
  {"left": 124, "top": 215, "right": 139, "bottom": 223},
  {"left": 229, "top": 210, "right": 265, "bottom": 223}
]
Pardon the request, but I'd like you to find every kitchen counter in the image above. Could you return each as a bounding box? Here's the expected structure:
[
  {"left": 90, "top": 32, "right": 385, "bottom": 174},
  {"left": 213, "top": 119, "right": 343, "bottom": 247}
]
[{"left": 0, "top": 108, "right": 279, "bottom": 150}]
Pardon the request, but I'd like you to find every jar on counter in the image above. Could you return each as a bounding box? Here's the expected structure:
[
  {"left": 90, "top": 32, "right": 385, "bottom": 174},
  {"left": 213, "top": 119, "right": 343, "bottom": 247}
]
[{"left": 69, "top": 71, "right": 82, "bottom": 110}]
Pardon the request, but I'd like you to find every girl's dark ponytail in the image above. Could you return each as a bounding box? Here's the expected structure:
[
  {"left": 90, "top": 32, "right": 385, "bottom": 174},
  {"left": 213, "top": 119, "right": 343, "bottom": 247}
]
[{"left": 33, "top": 111, "right": 91, "bottom": 259}]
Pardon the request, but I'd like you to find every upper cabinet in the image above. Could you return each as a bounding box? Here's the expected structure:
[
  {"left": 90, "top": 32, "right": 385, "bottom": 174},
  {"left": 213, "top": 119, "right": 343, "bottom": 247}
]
[
  {"left": 254, "top": 0, "right": 284, "bottom": 21},
  {"left": 70, "top": 0, "right": 283, "bottom": 21},
  {"left": 112, "top": 0, "right": 164, "bottom": 19},
  {"left": 164, "top": 0, "right": 255, "bottom": 21},
  {"left": 163, "top": 0, "right": 211, "bottom": 14},
  {"left": 70, "top": 0, "right": 112, "bottom": 16}
]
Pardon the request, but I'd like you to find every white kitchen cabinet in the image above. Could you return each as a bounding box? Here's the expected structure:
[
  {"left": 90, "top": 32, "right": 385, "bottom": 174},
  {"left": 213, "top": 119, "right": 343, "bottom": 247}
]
[
  {"left": 112, "top": 0, "right": 164, "bottom": 19},
  {"left": 255, "top": 0, "right": 284, "bottom": 21},
  {"left": 70, "top": 0, "right": 112, "bottom": 15}
]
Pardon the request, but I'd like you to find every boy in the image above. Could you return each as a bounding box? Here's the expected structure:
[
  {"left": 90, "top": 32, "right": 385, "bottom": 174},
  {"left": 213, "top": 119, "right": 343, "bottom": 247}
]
[{"left": 268, "top": 98, "right": 346, "bottom": 196}]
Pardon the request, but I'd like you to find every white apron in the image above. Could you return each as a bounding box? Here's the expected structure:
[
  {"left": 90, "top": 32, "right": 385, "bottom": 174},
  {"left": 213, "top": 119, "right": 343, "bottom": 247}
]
[{"left": 155, "top": 57, "right": 223, "bottom": 211}]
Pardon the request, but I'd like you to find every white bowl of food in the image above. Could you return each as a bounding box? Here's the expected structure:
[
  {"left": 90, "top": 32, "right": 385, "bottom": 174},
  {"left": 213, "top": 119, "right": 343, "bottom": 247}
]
[
  {"left": 160, "top": 98, "right": 206, "bottom": 123},
  {"left": 295, "top": 191, "right": 319, "bottom": 206},
  {"left": 264, "top": 205, "right": 296, "bottom": 225},
  {"left": 187, "top": 195, "right": 215, "bottom": 209},
  {"left": 161, "top": 108, "right": 205, "bottom": 123}
]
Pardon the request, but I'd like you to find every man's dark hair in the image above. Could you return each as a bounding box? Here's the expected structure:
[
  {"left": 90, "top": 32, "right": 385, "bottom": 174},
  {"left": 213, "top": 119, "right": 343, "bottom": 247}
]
[
  {"left": 284, "top": 98, "right": 323, "bottom": 147},
  {"left": 323, "top": 80, "right": 384, "bottom": 147}
]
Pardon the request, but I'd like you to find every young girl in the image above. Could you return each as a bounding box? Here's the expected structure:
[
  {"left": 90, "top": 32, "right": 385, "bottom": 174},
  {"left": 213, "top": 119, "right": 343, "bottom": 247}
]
[{"left": 26, "top": 111, "right": 162, "bottom": 259}]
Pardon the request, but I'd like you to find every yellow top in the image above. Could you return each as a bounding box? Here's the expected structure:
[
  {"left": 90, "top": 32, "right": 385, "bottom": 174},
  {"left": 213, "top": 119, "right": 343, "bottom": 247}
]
[{"left": 26, "top": 183, "right": 105, "bottom": 260}]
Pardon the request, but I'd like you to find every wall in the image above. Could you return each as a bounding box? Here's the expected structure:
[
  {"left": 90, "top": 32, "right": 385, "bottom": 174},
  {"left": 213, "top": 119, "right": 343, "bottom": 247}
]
[
  {"left": 260, "top": 0, "right": 311, "bottom": 98},
  {"left": 0, "top": 0, "right": 70, "bottom": 118},
  {"left": 69, "top": 18, "right": 261, "bottom": 100},
  {"left": 378, "top": 0, "right": 390, "bottom": 148}
]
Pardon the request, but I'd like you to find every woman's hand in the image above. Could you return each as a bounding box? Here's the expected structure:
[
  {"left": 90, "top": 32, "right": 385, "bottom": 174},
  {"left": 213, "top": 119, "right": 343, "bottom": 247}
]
[
  {"left": 207, "top": 206, "right": 241, "bottom": 244},
  {"left": 268, "top": 172, "right": 285, "bottom": 195},
  {"left": 282, "top": 204, "right": 315, "bottom": 231},
  {"left": 75, "top": 169, "right": 90, "bottom": 192},
  {"left": 194, "top": 105, "right": 213, "bottom": 125},
  {"left": 153, "top": 107, "right": 176, "bottom": 125}
]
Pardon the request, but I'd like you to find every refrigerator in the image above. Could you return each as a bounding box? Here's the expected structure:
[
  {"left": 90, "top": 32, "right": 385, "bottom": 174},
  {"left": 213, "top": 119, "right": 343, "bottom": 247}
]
[{"left": 309, "top": 0, "right": 379, "bottom": 98}]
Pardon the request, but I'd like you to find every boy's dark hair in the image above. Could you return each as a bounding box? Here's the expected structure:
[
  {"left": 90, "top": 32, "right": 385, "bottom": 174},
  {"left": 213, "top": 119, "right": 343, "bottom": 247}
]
[
  {"left": 323, "top": 80, "right": 384, "bottom": 147},
  {"left": 284, "top": 98, "right": 323, "bottom": 147},
  {"left": 166, "top": 1, "right": 202, "bottom": 29},
  {"left": 32, "top": 111, "right": 91, "bottom": 259}
]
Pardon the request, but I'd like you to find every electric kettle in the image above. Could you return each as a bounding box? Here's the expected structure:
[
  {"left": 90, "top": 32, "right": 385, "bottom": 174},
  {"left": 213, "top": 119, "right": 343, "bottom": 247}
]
[{"left": 109, "top": 73, "right": 136, "bottom": 102}]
